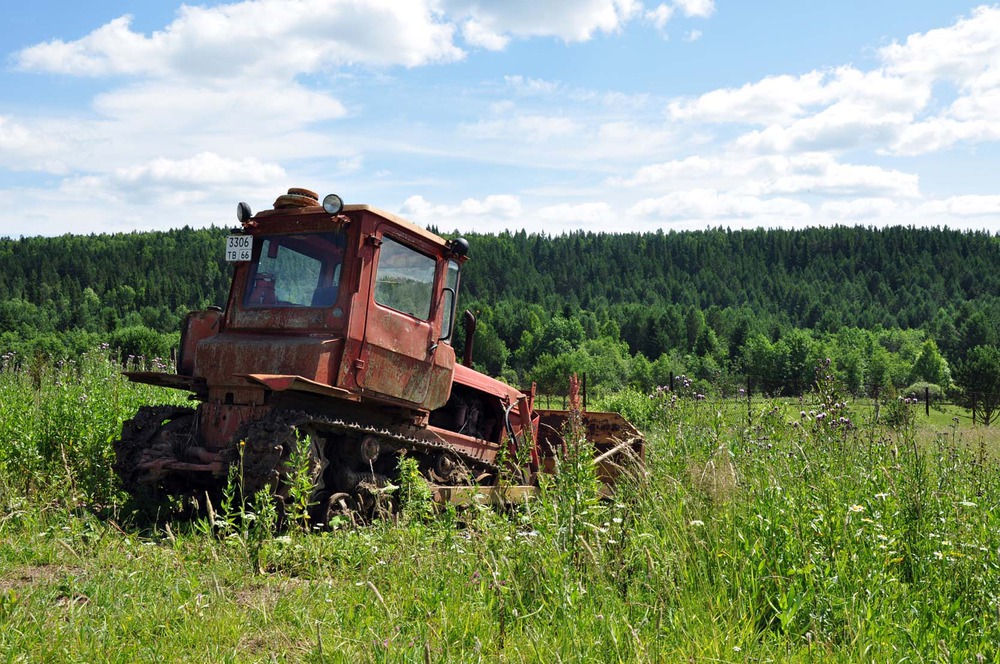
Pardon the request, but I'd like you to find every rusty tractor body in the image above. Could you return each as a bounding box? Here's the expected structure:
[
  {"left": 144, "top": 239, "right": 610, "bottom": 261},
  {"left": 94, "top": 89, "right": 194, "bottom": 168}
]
[{"left": 114, "top": 188, "right": 643, "bottom": 522}]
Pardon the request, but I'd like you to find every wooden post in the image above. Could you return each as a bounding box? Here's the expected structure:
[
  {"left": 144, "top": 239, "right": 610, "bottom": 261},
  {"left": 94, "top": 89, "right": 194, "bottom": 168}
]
[{"left": 925, "top": 386, "right": 930, "bottom": 417}]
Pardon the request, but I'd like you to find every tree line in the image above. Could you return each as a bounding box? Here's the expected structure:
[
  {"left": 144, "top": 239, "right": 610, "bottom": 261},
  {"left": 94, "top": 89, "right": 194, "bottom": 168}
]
[{"left": 1, "top": 224, "right": 998, "bottom": 414}]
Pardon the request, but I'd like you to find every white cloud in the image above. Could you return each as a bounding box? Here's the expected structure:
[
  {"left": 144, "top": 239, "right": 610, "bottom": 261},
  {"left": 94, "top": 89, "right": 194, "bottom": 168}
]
[
  {"left": 537, "top": 201, "right": 615, "bottom": 226},
  {"left": 15, "top": 2, "right": 465, "bottom": 78},
  {"left": 644, "top": 0, "right": 711, "bottom": 36},
  {"left": 614, "top": 153, "right": 920, "bottom": 199},
  {"left": 503, "top": 75, "right": 561, "bottom": 96},
  {"left": 50, "top": 152, "right": 286, "bottom": 214},
  {"left": 114, "top": 152, "right": 285, "bottom": 188},
  {"left": 916, "top": 194, "right": 1000, "bottom": 218},
  {"left": 879, "top": 5, "right": 1000, "bottom": 84},
  {"left": 461, "top": 19, "right": 510, "bottom": 50},
  {"left": 399, "top": 194, "right": 523, "bottom": 232},
  {"left": 443, "top": 0, "right": 642, "bottom": 43},
  {"left": 667, "top": 6, "right": 1000, "bottom": 158},
  {"left": 674, "top": 0, "right": 715, "bottom": 19},
  {"left": 820, "top": 198, "right": 899, "bottom": 222},
  {"left": 92, "top": 80, "right": 347, "bottom": 136},
  {"left": 628, "top": 189, "right": 812, "bottom": 223},
  {"left": 668, "top": 71, "right": 833, "bottom": 125},
  {"left": 0, "top": 116, "right": 68, "bottom": 173},
  {"left": 645, "top": 4, "right": 675, "bottom": 30}
]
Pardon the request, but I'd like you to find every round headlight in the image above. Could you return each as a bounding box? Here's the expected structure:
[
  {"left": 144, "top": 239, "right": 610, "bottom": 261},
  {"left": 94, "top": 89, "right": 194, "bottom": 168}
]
[
  {"left": 237, "top": 201, "right": 252, "bottom": 223},
  {"left": 323, "top": 193, "right": 344, "bottom": 215}
]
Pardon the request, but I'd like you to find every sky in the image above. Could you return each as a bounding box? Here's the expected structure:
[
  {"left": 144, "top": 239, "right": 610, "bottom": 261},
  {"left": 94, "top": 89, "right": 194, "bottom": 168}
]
[{"left": 2, "top": 1, "right": 1000, "bottom": 238}]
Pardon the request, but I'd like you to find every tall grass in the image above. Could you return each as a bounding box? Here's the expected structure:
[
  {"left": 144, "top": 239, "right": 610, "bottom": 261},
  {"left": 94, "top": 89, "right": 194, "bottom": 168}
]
[
  {"left": 0, "top": 349, "right": 187, "bottom": 508},
  {"left": 1, "top": 353, "right": 1000, "bottom": 661}
]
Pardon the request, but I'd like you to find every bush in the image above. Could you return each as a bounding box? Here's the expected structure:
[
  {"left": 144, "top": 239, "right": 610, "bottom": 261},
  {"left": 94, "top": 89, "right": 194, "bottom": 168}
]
[
  {"left": 108, "top": 325, "right": 177, "bottom": 361},
  {"left": 902, "top": 381, "right": 944, "bottom": 400}
]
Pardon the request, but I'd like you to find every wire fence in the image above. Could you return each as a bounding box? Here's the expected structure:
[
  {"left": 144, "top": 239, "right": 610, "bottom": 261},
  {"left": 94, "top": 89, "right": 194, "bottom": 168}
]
[{"left": 536, "top": 372, "right": 1000, "bottom": 427}]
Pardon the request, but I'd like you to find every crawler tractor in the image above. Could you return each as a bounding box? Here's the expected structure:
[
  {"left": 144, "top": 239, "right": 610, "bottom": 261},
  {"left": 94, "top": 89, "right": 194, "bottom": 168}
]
[{"left": 114, "top": 188, "right": 643, "bottom": 522}]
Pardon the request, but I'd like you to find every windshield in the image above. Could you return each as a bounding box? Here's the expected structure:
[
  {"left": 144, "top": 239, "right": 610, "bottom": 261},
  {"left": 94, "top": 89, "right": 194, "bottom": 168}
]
[{"left": 244, "top": 231, "right": 345, "bottom": 308}]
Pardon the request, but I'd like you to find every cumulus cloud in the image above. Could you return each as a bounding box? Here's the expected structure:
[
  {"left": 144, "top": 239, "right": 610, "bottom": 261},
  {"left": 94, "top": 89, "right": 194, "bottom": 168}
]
[
  {"left": 644, "top": 0, "right": 712, "bottom": 35},
  {"left": 668, "top": 5, "right": 1000, "bottom": 158},
  {"left": 92, "top": 80, "right": 347, "bottom": 135},
  {"left": 53, "top": 152, "right": 286, "bottom": 210},
  {"left": 114, "top": 152, "right": 285, "bottom": 188},
  {"left": 461, "top": 19, "right": 510, "bottom": 50},
  {"left": 443, "top": 0, "right": 642, "bottom": 43},
  {"left": 645, "top": 4, "right": 675, "bottom": 30},
  {"left": 0, "top": 116, "right": 69, "bottom": 173},
  {"left": 400, "top": 194, "right": 523, "bottom": 231},
  {"left": 820, "top": 198, "right": 899, "bottom": 222},
  {"left": 15, "top": 2, "right": 465, "bottom": 77},
  {"left": 673, "top": 0, "right": 715, "bottom": 18},
  {"left": 613, "top": 153, "right": 920, "bottom": 199},
  {"left": 13, "top": 0, "right": 654, "bottom": 78},
  {"left": 628, "top": 189, "right": 812, "bottom": 223},
  {"left": 916, "top": 194, "right": 1000, "bottom": 218},
  {"left": 537, "top": 201, "right": 615, "bottom": 226}
]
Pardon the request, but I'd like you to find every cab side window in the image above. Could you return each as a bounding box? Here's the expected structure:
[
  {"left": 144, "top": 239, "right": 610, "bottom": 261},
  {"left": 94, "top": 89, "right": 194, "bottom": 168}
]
[{"left": 374, "top": 237, "right": 435, "bottom": 320}]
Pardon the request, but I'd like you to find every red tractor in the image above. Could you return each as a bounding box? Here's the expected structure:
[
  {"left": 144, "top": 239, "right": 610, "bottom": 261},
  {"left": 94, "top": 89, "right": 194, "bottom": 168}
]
[{"left": 114, "top": 188, "right": 642, "bottom": 522}]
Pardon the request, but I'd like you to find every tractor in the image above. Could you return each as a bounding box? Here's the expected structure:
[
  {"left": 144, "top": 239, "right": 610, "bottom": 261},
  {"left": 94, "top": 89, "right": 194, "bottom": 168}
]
[{"left": 114, "top": 188, "right": 643, "bottom": 523}]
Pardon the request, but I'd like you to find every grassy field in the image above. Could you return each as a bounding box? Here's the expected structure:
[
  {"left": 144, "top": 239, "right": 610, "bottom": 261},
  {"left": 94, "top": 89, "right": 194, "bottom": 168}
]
[{"left": 2, "top": 352, "right": 1000, "bottom": 662}]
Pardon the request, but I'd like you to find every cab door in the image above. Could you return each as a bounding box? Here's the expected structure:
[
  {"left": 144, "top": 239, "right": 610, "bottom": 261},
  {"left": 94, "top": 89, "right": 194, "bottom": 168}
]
[{"left": 358, "top": 230, "right": 455, "bottom": 408}]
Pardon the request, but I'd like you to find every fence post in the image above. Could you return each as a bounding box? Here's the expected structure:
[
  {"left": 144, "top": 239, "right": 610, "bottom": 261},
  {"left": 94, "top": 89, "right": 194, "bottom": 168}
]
[
  {"left": 747, "top": 375, "right": 752, "bottom": 430},
  {"left": 972, "top": 392, "right": 977, "bottom": 425},
  {"left": 925, "top": 386, "right": 930, "bottom": 417}
]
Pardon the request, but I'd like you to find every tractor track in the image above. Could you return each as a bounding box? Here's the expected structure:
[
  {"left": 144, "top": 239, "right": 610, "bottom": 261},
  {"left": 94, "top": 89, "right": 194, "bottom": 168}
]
[{"left": 114, "top": 406, "right": 500, "bottom": 501}]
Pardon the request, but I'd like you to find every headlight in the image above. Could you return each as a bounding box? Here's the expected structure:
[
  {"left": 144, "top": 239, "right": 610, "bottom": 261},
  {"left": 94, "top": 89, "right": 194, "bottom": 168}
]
[{"left": 323, "top": 193, "right": 344, "bottom": 215}]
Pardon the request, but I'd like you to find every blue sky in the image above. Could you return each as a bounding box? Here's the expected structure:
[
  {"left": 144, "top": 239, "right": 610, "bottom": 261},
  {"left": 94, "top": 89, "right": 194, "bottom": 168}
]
[{"left": 2, "top": 1, "right": 999, "bottom": 237}]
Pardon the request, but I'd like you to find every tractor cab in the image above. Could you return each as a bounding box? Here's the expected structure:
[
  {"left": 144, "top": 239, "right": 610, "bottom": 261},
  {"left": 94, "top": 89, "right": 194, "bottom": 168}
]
[{"left": 174, "top": 189, "right": 470, "bottom": 428}]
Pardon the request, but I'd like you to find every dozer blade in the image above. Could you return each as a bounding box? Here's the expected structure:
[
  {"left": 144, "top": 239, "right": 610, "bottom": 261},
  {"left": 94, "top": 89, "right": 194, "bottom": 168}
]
[{"left": 535, "top": 409, "right": 645, "bottom": 489}]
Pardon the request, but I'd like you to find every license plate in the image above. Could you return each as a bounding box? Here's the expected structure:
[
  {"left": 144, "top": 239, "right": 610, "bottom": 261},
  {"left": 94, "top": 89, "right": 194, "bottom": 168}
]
[{"left": 225, "top": 235, "right": 253, "bottom": 261}]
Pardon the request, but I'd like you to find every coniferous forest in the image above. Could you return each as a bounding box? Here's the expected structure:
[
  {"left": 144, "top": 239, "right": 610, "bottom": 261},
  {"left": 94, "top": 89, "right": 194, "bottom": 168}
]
[{"left": 1, "top": 225, "right": 998, "bottom": 402}]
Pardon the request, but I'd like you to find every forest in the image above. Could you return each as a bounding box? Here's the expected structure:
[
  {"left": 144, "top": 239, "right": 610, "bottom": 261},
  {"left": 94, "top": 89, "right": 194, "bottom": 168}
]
[{"left": 1, "top": 224, "right": 999, "bottom": 407}]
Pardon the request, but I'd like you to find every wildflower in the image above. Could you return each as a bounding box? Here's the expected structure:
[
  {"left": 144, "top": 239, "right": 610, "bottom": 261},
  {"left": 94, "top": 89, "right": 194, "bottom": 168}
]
[
  {"left": 689, "top": 520, "right": 705, "bottom": 527},
  {"left": 848, "top": 504, "right": 864, "bottom": 513},
  {"left": 874, "top": 492, "right": 889, "bottom": 500},
  {"left": 959, "top": 500, "right": 977, "bottom": 508},
  {"left": 933, "top": 551, "right": 944, "bottom": 560}
]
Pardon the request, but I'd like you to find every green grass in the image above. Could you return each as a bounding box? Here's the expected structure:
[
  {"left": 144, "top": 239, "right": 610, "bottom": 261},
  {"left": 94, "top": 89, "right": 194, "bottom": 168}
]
[{"left": 2, "top": 353, "right": 1000, "bottom": 661}]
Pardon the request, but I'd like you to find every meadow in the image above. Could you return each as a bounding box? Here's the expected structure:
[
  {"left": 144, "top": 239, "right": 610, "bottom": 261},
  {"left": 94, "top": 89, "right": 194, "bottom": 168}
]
[{"left": 2, "top": 351, "right": 1000, "bottom": 662}]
